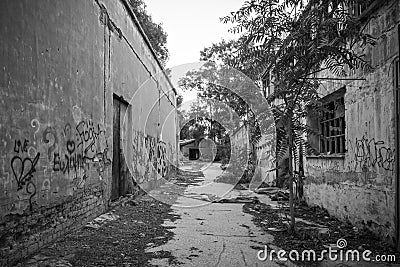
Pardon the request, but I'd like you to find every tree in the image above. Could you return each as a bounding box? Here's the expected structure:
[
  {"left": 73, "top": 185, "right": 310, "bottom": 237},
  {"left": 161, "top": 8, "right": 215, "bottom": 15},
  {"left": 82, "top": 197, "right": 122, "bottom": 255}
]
[
  {"left": 200, "top": 39, "right": 253, "bottom": 79},
  {"left": 179, "top": 50, "right": 269, "bottom": 179},
  {"left": 176, "top": 94, "right": 183, "bottom": 107},
  {"left": 223, "top": 0, "right": 374, "bottom": 232},
  {"left": 129, "top": 0, "right": 169, "bottom": 66}
]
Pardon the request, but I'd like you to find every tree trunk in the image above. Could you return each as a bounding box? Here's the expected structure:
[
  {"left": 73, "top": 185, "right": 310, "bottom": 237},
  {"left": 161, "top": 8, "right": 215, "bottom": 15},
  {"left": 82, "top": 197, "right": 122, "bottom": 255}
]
[
  {"left": 298, "top": 144, "right": 304, "bottom": 200},
  {"left": 288, "top": 120, "right": 295, "bottom": 232}
]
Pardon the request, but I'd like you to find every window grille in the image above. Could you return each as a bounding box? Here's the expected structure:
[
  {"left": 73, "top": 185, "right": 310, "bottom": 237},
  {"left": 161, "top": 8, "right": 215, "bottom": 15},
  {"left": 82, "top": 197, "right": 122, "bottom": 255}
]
[{"left": 319, "top": 93, "right": 346, "bottom": 154}]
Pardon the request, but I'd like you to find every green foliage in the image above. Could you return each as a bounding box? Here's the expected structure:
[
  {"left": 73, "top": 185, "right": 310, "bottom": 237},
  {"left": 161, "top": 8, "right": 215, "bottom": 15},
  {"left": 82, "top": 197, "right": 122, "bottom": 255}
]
[{"left": 129, "top": 0, "right": 169, "bottom": 66}]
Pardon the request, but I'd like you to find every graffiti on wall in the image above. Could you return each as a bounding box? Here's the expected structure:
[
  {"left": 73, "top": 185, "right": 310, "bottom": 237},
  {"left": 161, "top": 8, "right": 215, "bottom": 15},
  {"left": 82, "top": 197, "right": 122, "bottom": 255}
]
[
  {"left": 132, "top": 131, "right": 154, "bottom": 183},
  {"left": 131, "top": 131, "right": 170, "bottom": 183},
  {"left": 76, "top": 120, "right": 106, "bottom": 159},
  {"left": 44, "top": 119, "right": 110, "bottom": 190},
  {"left": 157, "top": 141, "right": 168, "bottom": 178},
  {"left": 1, "top": 116, "right": 110, "bottom": 215},
  {"left": 10, "top": 139, "right": 40, "bottom": 211},
  {"left": 348, "top": 135, "right": 395, "bottom": 172}
]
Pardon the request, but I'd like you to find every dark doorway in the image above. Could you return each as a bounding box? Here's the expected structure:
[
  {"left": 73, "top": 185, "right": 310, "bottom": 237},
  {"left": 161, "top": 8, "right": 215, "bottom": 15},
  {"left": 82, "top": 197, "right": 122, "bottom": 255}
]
[
  {"left": 112, "top": 95, "right": 128, "bottom": 201},
  {"left": 189, "top": 148, "right": 199, "bottom": 160}
]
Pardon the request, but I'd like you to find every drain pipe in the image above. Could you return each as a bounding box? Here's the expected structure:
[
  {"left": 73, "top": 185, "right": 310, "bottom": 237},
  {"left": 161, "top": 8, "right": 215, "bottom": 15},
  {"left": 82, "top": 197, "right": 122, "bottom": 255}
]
[{"left": 396, "top": 72, "right": 399, "bottom": 250}]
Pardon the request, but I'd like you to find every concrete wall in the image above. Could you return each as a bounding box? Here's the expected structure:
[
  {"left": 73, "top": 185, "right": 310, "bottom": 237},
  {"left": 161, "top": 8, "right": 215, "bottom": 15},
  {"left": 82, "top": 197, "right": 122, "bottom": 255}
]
[
  {"left": 230, "top": 124, "right": 276, "bottom": 187},
  {"left": 304, "top": 0, "right": 399, "bottom": 244},
  {"left": 254, "top": 133, "right": 276, "bottom": 185},
  {"left": 199, "top": 138, "right": 217, "bottom": 160},
  {"left": 231, "top": 125, "right": 250, "bottom": 168},
  {"left": 0, "top": 0, "right": 177, "bottom": 265}
]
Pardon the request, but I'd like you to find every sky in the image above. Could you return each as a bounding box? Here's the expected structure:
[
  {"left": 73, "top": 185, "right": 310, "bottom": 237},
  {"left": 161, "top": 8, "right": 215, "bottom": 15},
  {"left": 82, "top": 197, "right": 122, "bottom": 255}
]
[
  {"left": 144, "top": 0, "right": 245, "bottom": 100},
  {"left": 144, "top": 0, "right": 244, "bottom": 68}
]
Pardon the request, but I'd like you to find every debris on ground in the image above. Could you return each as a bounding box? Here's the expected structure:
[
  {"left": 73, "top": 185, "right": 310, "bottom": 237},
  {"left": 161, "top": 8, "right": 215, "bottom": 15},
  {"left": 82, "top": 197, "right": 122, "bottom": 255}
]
[
  {"left": 270, "top": 191, "right": 289, "bottom": 201},
  {"left": 182, "top": 192, "right": 220, "bottom": 202},
  {"left": 254, "top": 187, "right": 290, "bottom": 201},
  {"left": 243, "top": 201, "right": 400, "bottom": 265},
  {"left": 17, "top": 170, "right": 208, "bottom": 267},
  {"left": 234, "top": 183, "right": 248, "bottom": 190},
  {"left": 214, "top": 196, "right": 259, "bottom": 204},
  {"left": 254, "top": 187, "right": 280, "bottom": 194},
  {"left": 22, "top": 254, "right": 74, "bottom": 267},
  {"left": 17, "top": 196, "right": 182, "bottom": 267},
  {"left": 84, "top": 211, "right": 120, "bottom": 230},
  {"left": 214, "top": 171, "right": 240, "bottom": 184},
  {"left": 256, "top": 181, "right": 271, "bottom": 188},
  {"left": 175, "top": 170, "right": 205, "bottom": 186}
]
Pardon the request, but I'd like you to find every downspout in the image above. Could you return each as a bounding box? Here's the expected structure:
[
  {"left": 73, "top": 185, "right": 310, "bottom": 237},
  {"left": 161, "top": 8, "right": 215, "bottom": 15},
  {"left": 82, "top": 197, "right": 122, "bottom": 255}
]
[{"left": 396, "top": 24, "right": 400, "bottom": 251}]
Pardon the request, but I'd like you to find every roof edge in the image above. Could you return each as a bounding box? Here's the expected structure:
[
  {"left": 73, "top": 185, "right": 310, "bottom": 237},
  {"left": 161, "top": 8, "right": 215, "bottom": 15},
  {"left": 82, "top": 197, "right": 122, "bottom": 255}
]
[{"left": 119, "top": 0, "right": 177, "bottom": 96}]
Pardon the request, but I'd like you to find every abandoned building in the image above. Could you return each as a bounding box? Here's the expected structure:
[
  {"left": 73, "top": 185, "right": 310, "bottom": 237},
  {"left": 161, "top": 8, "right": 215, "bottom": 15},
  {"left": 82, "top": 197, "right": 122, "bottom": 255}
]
[
  {"left": 180, "top": 138, "right": 217, "bottom": 161},
  {"left": 0, "top": 0, "right": 178, "bottom": 265},
  {"left": 303, "top": 0, "right": 399, "bottom": 247},
  {"left": 255, "top": 0, "right": 400, "bottom": 249},
  {"left": 180, "top": 139, "right": 199, "bottom": 160}
]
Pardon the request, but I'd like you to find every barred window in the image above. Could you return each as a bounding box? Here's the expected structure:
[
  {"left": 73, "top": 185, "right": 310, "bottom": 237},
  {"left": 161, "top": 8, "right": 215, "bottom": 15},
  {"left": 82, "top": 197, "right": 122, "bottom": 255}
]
[{"left": 319, "top": 89, "right": 346, "bottom": 154}]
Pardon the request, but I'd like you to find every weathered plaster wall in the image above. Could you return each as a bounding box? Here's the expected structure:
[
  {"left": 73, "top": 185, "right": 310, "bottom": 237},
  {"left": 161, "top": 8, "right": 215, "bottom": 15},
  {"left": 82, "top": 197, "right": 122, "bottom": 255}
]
[
  {"left": 199, "top": 139, "right": 217, "bottom": 160},
  {"left": 0, "top": 0, "right": 177, "bottom": 265},
  {"left": 255, "top": 133, "right": 276, "bottom": 185},
  {"left": 230, "top": 124, "right": 276, "bottom": 186},
  {"left": 231, "top": 125, "right": 249, "bottom": 156},
  {"left": 104, "top": 0, "right": 177, "bottom": 188},
  {"left": 304, "top": 0, "right": 399, "bottom": 244}
]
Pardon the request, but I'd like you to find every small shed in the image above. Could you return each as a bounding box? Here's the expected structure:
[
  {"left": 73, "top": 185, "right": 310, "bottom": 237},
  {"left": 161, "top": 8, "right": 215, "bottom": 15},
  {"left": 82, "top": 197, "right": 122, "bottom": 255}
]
[{"left": 179, "top": 139, "right": 199, "bottom": 160}]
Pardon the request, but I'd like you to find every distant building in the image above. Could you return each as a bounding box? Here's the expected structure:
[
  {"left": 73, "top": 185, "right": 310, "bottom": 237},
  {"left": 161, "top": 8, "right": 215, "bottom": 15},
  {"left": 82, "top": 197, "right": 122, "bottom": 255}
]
[
  {"left": 180, "top": 139, "right": 199, "bottom": 160},
  {"left": 180, "top": 137, "right": 217, "bottom": 160}
]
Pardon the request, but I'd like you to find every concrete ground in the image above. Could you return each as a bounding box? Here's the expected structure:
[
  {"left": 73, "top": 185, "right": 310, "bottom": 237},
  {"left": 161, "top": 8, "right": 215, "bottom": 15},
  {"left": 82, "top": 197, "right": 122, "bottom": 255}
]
[
  {"left": 147, "top": 161, "right": 290, "bottom": 267},
  {"left": 147, "top": 160, "right": 400, "bottom": 267},
  {"left": 17, "top": 160, "right": 399, "bottom": 267}
]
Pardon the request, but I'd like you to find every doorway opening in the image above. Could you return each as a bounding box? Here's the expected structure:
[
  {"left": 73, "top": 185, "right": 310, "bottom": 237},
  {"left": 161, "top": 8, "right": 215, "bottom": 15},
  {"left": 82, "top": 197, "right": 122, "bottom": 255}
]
[
  {"left": 112, "top": 95, "right": 130, "bottom": 201},
  {"left": 189, "top": 148, "right": 200, "bottom": 160}
]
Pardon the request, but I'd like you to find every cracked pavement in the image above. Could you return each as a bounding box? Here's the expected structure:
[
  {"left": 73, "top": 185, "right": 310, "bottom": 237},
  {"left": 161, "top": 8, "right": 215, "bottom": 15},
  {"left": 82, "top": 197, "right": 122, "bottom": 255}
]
[
  {"left": 146, "top": 161, "right": 286, "bottom": 267},
  {"left": 18, "top": 161, "right": 288, "bottom": 267}
]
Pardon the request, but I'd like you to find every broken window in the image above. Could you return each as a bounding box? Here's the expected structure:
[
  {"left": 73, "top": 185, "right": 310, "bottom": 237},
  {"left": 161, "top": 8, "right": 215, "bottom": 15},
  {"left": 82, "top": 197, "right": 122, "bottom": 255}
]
[
  {"left": 319, "top": 88, "right": 346, "bottom": 154},
  {"left": 307, "top": 87, "right": 346, "bottom": 155}
]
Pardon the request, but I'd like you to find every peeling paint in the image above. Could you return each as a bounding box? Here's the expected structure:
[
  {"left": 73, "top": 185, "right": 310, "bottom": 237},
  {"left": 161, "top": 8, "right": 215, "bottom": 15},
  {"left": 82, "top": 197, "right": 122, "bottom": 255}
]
[{"left": 304, "top": 0, "right": 399, "bottom": 245}]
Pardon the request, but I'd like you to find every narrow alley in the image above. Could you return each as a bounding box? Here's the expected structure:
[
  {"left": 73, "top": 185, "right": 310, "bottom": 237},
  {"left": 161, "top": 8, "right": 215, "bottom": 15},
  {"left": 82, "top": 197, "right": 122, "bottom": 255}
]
[
  {"left": 147, "top": 162, "right": 275, "bottom": 266},
  {"left": 17, "top": 162, "right": 283, "bottom": 267},
  {"left": 1, "top": 0, "right": 400, "bottom": 266},
  {"left": 16, "top": 161, "right": 400, "bottom": 266}
]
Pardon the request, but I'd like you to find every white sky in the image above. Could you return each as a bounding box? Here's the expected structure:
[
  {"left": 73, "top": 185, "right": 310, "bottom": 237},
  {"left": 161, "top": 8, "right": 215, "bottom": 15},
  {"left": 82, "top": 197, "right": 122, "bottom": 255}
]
[
  {"left": 144, "top": 0, "right": 245, "bottom": 100},
  {"left": 144, "top": 0, "right": 244, "bottom": 67}
]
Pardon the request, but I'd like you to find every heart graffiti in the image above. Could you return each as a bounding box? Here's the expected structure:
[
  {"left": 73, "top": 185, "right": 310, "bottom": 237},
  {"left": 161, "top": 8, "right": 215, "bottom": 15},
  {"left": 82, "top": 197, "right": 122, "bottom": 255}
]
[{"left": 11, "top": 153, "right": 40, "bottom": 190}]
